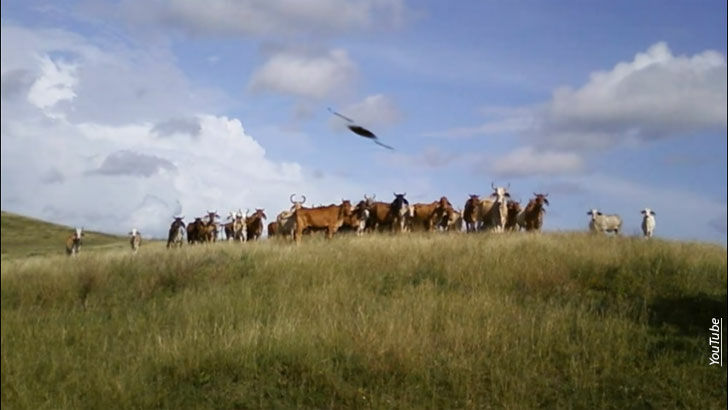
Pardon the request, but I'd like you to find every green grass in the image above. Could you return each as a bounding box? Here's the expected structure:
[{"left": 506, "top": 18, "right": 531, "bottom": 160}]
[
  {"left": 1, "top": 213, "right": 726, "bottom": 409},
  {"left": 1, "top": 211, "right": 134, "bottom": 259}
]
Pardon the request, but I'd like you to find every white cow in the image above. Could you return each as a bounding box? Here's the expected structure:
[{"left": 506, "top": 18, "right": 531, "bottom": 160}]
[
  {"left": 587, "top": 209, "right": 622, "bottom": 235},
  {"left": 641, "top": 208, "right": 656, "bottom": 239},
  {"left": 129, "top": 228, "right": 142, "bottom": 253},
  {"left": 482, "top": 183, "right": 511, "bottom": 233}
]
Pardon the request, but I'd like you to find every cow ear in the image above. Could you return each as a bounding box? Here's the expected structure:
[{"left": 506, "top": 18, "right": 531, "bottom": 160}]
[
  {"left": 504, "top": 193, "right": 511, "bottom": 197},
  {"left": 597, "top": 212, "right": 603, "bottom": 216},
  {"left": 651, "top": 211, "right": 656, "bottom": 215},
  {"left": 587, "top": 211, "right": 591, "bottom": 215},
  {"left": 641, "top": 210, "right": 646, "bottom": 214}
]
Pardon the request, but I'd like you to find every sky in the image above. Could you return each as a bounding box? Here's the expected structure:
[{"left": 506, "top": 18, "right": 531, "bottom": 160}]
[{"left": 1, "top": 0, "right": 726, "bottom": 243}]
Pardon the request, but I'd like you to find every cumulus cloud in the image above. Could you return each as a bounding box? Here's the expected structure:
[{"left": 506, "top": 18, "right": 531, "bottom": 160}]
[
  {"left": 491, "top": 146, "right": 585, "bottom": 177},
  {"left": 538, "top": 42, "right": 726, "bottom": 149},
  {"left": 26, "top": 55, "right": 78, "bottom": 111},
  {"left": 112, "top": 0, "right": 410, "bottom": 38},
  {"left": 248, "top": 48, "right": 357, "bottom": 99},
  {"left": 434, "top": 43, "right": 726, "bottom": 147}
]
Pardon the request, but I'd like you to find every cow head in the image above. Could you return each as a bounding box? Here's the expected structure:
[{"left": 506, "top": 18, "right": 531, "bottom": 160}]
[
  {"left": 340, "top": 199, "right": 353, "bottom": 216},
  {"left": 507, "top": 200, "right": 521, "bottom": 213},
  {"left": 290, "top": 193, "right": 307, "bottom": 210},
  {"left": 363, "top": 194, "right": 376, "bottom": 207},
  {"left": 352, "top": 201, "right": 369, "bottom": 220},
  {"left": 251, "top": 209, "right": 267, "bottom": 220},
  {"left": 641, "top": 208, "right": 656, "bottom": 216},
  {"left": 438, "top": 196, "right": 452, "bottom": 210},
  {"left": 130, "top": 228, "right": 138, "bottom": 236},
  {"left": 74, "top": 227, "right": 84, "bottom": 239},
  {"left": 490, "top": 182, "right": 511, "bottom": 203},
  {"left": 587, "top": 209, "right": 603, "bottom": 219},
  {"left": 533, "top": 193, "right": 550, "bottom": 206},
  {"left": 391, "top": 193, "right": 409, "bottom": 215}
]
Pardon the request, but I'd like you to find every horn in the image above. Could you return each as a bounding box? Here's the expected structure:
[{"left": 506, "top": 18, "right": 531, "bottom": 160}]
[
  {"left": 491, "top": 182, "right": 496, "bottom": 190},
  {"left": 403, "top": 192, "right": 406, "bottom": 197},
  {"left": 301, "top": 195, "right": 306, "bottom": 204},
  {"left": 364, "top": 194, "right": 370, "bottom": 200},
  {"left": 290, "top": 194, "right": 296, "bottom": 203},
  {"left": 393, "top": 192, "right": 397, "bottom": 197},
  {"left": 544, "top": 193, "right": 549, "bottom": 197},
  {"left": 506, "top": 182, "right": 510, "bottom": 190},
  {"left": 372, "top": 193, "right": 376, "bottom": 200}
]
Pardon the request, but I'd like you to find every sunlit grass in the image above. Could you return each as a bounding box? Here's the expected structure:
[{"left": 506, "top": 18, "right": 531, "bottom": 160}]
[{"left": 1, "top": 231, "right": 726, "bottom": 409}]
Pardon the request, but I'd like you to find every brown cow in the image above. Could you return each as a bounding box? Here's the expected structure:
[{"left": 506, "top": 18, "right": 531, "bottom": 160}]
[
  {"left": 267, "top": 221, "right": 279, "bottom": 238},
  {"left": 410, "top": 196, "right": 452, "bottom": 232},
  {"left": 186, "top": 217, "right": 204, "bottom": 244},
  {"left": 517, "top": 193, "right": 549, "bottom": 232},
  {"left": 65, "top": 227, "right": 84, "bottom": 256},
  {"left": 294, "top": 200, "right": 352, "bottom": 244},
  {"left": 246, "top": 209, "right": 267, "bottom": 241},
  {"left": 463, "top": 194, "right": 482, "bottom": 233},
  {"left": 202, "top": 211, "right": 220, "bottom": 243},
  {"left": 505, "top": 200, "right": 522, "bottom": 231}
]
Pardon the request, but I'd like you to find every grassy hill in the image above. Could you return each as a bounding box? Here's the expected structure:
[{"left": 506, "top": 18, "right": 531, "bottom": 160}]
[
  {"left": 1, "top": 213, "right": 726, "bottom": 408},
  {"left": 1, "top": 211, "right": 131, "bottom": 259}
]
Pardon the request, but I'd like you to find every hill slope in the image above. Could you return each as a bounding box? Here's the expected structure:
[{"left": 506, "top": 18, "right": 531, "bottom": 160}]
[
  {"left": 1, "top": 211, "right": 130, "bottom": 259},
  {"left": 1, "top": 230, "right": 726, "bottom": 408}
]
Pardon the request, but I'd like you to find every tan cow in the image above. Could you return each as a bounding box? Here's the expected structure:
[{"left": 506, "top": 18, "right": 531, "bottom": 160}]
[{"left": 294, "top": 200, "right": 352, "bottom": 244}]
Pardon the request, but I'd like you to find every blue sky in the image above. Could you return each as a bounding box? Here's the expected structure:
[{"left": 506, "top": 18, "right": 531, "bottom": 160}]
[{"left": 1, "top": 0, "right": 726, "bottom": 242}]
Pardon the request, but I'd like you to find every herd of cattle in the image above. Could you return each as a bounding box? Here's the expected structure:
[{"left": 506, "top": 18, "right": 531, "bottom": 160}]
[{"left": 64, "top": 184, "right": 658, "bottom": 256}]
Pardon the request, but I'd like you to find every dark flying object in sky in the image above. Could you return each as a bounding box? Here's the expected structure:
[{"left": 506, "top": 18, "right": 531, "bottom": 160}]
[{"left": 328, "top": 107, "right": 394, "bottom": 150}]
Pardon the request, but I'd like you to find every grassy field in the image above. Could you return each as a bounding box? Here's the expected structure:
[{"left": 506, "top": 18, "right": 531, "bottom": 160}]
[{"left": 1, "top": 212, "right": 726, "bottom": 409}]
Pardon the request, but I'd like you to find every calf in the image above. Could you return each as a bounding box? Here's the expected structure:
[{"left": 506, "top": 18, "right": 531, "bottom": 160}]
[
  {"left": 587, "top": 209, "right": 622, "bottom": 235},
  {"left": 641, "top": 208, "right": 656, "bottom": 239},
  {"left": 65, "top": 227, "right": 84, "bottom": 256}
]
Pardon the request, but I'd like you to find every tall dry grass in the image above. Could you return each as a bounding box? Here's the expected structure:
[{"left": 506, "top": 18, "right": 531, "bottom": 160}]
[{"left": 2, "top": 232, "right": 726, "bottom": 409}]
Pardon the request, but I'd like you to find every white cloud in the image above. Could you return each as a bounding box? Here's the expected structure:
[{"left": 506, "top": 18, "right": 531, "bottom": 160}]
[
  {"left": 112, "top": 0, "right": 410, "bottom": 38},
  {"left": 26, "top": 55, "right": 78, "bottom": 111},
  {"left": 491, "top": 146, "right": 585, "bottom": 177},
  {"left": 426, "top": 42, "right": 726, "bottom": 148},
  {"left": 539, "top": 42, "right": 726, "bottom": 149},
  {"left": 248, "top": 48, "right": 357, "bottom": 100}
]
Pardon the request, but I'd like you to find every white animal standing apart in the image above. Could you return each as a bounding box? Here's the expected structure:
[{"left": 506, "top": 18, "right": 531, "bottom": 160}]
[
  {"left": 66, "top": 227, "right": 84, "bottom": 256},
  {"left": 640, "top": 208, "right": 656, "bottom": 239},
  {"left": 129, "top": 228, "right": 142, "bottom": 253},
  {"left": 587, "top": 209, "right": 622, "bottom": 235}
]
